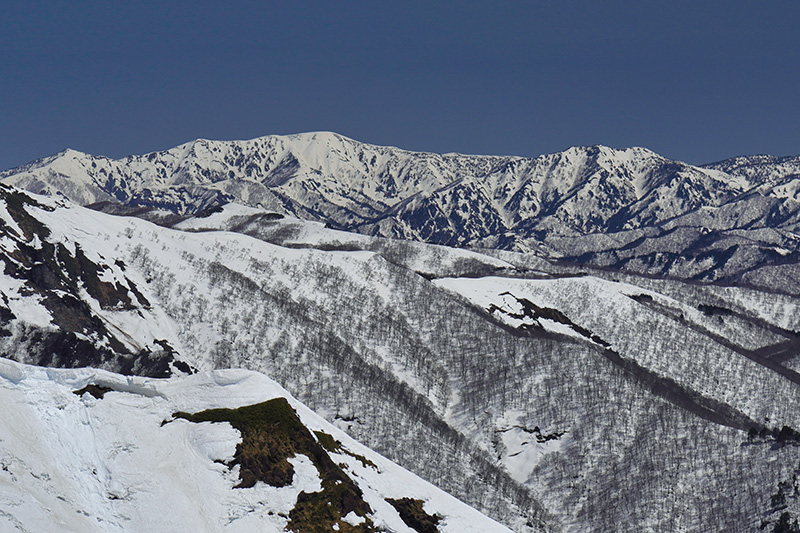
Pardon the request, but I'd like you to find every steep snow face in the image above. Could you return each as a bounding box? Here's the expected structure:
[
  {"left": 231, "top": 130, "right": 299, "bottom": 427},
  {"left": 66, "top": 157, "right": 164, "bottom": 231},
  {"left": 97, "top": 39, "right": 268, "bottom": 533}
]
[
  {"left": 0, "top": 133, "right": 752, "bottom": 247},
  {"left": 0, "top": 186, "right": 188, "bottom": 377},
  {"left": 482, "top": 145, "right": 743, "bottom": 234},
  {"left": 0, "top": 359, "right": 511, "bottom": 533}
]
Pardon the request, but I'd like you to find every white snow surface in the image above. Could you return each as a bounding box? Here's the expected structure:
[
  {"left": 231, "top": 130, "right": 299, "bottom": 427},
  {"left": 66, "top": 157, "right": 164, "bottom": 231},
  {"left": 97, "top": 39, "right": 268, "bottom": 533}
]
[
  {"left": 0, "top": 358, "right": 511, "bottom": 532},
  {"left": 174, "top": 201, "right": 515, "bottom": 275}
]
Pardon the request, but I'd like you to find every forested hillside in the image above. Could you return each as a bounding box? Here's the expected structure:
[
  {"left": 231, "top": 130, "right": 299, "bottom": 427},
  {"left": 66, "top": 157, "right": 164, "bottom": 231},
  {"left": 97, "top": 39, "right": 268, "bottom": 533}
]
[{"left": 1, "top": 182, "right": 798, "bottom": 531}]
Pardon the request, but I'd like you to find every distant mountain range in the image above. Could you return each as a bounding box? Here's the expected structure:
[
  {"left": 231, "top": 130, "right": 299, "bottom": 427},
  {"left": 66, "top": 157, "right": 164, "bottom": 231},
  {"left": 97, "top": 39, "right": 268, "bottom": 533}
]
[
  {"left": 1, "top": 134, "right": 800, "bottom": 532},
  {"left": 4, "top": 132, "right": 800, "bottom": 292}
]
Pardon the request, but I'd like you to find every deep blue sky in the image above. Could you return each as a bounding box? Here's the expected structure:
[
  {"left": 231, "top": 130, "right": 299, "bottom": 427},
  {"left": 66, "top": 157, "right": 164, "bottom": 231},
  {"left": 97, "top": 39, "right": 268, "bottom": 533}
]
[{"left": 2, "top": 1, "right": 799, "bottom": 170}]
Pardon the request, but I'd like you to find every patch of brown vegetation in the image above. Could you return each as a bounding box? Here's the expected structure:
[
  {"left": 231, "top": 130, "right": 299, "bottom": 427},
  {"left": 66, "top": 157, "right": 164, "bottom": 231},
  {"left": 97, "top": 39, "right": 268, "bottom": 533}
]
[
  {"left": 170, "top": 398, "right": 379, "bottom": 532},
  {"left": 73, "top": 384, "right": 114, "bottom": 399},
  {"left": 314, "top": 430, "right": 378, "bottom": 470},
  {"left": 386, "top": 497, "right": 441, "bottom": 533}
]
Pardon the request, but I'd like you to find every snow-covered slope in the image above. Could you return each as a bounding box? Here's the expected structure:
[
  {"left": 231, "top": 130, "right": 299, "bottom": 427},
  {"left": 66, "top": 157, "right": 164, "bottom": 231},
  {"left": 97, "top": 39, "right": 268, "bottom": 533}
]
[
  {"left": 0, "top": 185, "right": 548, "bottom": 531},
  {"left": 2, "top": 185, "right": 800, "bottom": 531},
  {"left": 434, "top": 274, "right": 800, "bottom": 429},
  {"left": 703, "top": 154, "right": 800, "bottom": 192},
  {"left": 0, "top": 358, "right": 510, "bottom": 532}
]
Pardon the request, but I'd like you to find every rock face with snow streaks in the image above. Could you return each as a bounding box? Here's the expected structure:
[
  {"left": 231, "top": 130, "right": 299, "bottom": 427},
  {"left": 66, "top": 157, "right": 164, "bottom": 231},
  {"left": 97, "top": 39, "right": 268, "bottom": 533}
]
[{"left": 0, "top": 134, "right": 765, "bottom": 239}]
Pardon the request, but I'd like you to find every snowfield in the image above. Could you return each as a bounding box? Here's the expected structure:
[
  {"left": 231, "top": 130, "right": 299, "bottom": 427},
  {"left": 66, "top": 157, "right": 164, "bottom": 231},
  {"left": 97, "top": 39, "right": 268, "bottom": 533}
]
[{"left": 0, "top": 359, "right": 511, "bottom": 532}]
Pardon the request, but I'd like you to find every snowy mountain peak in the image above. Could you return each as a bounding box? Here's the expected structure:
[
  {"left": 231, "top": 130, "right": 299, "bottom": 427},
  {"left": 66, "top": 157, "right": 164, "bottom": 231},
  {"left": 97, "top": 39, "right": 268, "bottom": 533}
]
[{"left": 2, "top": 132, "right": 799, "bottom": 250}]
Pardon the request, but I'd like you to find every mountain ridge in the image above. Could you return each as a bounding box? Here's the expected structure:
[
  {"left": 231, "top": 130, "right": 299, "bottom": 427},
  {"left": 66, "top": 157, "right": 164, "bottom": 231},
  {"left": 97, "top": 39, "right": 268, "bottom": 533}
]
[
  {"left": 0, "top": 132, "right": 766, "bottom": 237},
  {"left": 5, "top": 132, "right": 799, "bottom": 293}
]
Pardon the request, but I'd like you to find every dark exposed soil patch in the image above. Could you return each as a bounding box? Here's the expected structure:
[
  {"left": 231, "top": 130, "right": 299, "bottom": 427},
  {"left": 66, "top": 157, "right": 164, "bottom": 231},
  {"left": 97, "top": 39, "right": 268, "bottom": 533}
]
[
  {"left": 73, "top": 384, "right": 113, "bottom": 399},
  {"left": 169, "top": 398, "right": 378, "bottom": 532},
  {"left": 386, "top": 497, "right": 441, "bottom": 533}
]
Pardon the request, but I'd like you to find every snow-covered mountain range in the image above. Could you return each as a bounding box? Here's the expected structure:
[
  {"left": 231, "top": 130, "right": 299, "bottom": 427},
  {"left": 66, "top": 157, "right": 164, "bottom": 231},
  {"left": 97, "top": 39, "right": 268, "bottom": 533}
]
[
  {"left": 5, "top": 132, "right": 800, "bottom": 292},
  {"left": 2, "top": 133, "right": 800, "bottom": 532}
]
